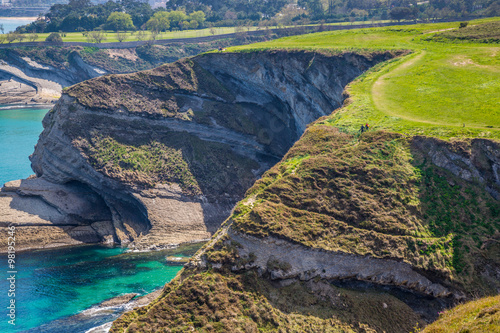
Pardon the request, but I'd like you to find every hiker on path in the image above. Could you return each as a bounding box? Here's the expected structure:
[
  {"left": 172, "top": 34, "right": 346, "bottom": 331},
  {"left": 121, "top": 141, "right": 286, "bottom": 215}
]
[
  {"left": 365, "top": 123, "right": 370, "bottom": 130},
  {"left": 360, "top": 125, "right": 365, "bottom": 133}
]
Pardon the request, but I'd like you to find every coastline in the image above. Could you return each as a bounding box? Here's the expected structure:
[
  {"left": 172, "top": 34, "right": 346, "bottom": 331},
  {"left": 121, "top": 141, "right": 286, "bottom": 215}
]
[
  {"left": 0, "top": 102, "right": 55, "bottom": 109},
  {"left": 0, "top": 17, "right": 38, "bottom": 20}
]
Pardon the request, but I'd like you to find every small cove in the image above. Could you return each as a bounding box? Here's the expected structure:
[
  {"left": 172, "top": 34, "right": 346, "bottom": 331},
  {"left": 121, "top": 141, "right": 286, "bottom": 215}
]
[
  {"left": 0, "top": 244, "right": 198, "bottom": 332},
  {"left": 0, "top": 106, "right": 48, "bottom": 186},
  {"left": 0, "top": 106, "right": 197, "bottom": 332}
]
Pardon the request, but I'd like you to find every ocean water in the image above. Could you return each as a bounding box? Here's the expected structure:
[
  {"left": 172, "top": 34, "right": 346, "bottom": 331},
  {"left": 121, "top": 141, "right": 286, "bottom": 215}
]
[
  {"left": 0, "top": 17, "right": 36, "bottom": 34},
  {"left": 0, "top": 106, "right": 48, "bottom": 186},
  {"left": 0, "top": 107, "right": 193, "bottom": 332},
  {"left": 0, "top": 245, "right": 193, "bottom": 332}
]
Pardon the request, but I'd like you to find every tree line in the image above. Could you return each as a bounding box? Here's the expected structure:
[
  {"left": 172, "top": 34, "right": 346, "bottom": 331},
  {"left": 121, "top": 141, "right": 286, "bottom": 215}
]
[{"left": 12, "top": 0, "right": 500, "bottom": 36}]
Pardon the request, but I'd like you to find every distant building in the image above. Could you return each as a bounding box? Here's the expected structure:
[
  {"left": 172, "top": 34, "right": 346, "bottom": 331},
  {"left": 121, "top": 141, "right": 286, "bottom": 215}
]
[
  {"left": 1, "top": 0, "right": 12, "bottom": 7},
  {"left": 149, "top": 0, "right": 166, "bottom": 9}
]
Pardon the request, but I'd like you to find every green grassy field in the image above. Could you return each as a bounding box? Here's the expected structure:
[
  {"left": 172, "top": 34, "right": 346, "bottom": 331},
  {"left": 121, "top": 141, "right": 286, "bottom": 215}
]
[
  {"left": 230, "top": 18, "right": 500, "bottom": 140},
  {"left": 6, "top": 19, "right": 391, "bottom": 43}
]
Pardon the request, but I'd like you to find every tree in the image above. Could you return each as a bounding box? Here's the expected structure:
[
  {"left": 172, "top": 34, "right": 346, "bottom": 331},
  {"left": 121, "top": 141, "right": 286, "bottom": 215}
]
[
  {"left": 389, "top": 7, "right": 414, "bottom": 21},
  {"left": 87, "top": 30, "right": 106, "bottom": 43},
  {"left": 0, "top": 24, "right": 3, "bottom": 34},
  {"left": 180, "top": 20, "right": 190, "bottom": 30},
  {"left": 167, "top": 10, "right": 188, "bottom": 30},
  {"left": 188, "top": 11, "right": 206, "bottom": 27},
  {"left": 188, "top": 20, "right": 199, "bottom": 29},
  {"left": 34, "top": 19, "right": 47, "bottom": 33},
  {"left": 298, "top": 0, "right": 324, "bottom": 19},
  {"left": 149, "top": 30, "right": 159, "bottom": 41},
  {"left": 45, "top": 32, "right": 63, "bottom": 43},
  {"left": 145, "top": 11, "right": 170, "bottom": 32},
  {"left": 136, "top": 30, "right": 146, "bottom": 41},
  {"left": 107, "top": 12, "right": 135, "bottom": 31},
  {"left": 28, "top": 34, "right": 39, "bottom": 42},
  {"left": 116, "top": 31, "right": 127, "bottom": 42}
]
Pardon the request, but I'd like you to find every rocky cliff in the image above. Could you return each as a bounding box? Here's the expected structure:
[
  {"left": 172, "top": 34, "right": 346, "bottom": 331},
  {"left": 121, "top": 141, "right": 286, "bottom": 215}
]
[
  {"left": 110, "top": 122, "right": 499, "bottom": 332},
  {"left": 0, "top": 36, "right": 279, "bottom": 105},
  {"left": 1, "top": 50, "right": 399, "bottom": 252},
  {"left": 1, "top": 46, "right": 498, "bottom": 332}
]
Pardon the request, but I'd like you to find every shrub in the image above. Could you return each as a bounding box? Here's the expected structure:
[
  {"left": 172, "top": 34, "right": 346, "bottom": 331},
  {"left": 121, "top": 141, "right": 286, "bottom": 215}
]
[
  {"left": 459, "top": 22, "right": 469, "bottom": 29},
  {"left": 46, "top": 32, "right": 63, "bottom": 43}
]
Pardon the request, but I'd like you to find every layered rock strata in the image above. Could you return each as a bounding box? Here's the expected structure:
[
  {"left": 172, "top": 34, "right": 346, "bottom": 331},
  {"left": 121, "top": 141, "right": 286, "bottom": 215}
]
[{"left": 2, "top": 50, "right": 401, "bottom": 252}]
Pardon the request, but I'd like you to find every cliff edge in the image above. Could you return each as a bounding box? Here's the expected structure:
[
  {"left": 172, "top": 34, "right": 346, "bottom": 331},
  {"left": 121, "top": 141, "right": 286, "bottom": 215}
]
[{"left": 1, "top": 50, "right": 399, "bottom": 252}]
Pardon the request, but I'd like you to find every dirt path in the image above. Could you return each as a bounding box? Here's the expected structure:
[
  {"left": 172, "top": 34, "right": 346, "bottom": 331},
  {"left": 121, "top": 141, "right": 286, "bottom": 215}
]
[
  {"left": 371, "top": 51, "right": 498, "bottom": 130},
  {"left": 371, "top": 51, "right": 426, "bottom": 120}
]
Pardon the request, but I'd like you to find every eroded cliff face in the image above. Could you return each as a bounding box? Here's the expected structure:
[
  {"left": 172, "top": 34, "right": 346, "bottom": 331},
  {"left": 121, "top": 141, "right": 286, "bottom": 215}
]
[
  {"left": 110, "top": 129, "right": 499, "bottom": 333},
  {"left": 2, "top": 50, "right": 398, "bottom": 252}
]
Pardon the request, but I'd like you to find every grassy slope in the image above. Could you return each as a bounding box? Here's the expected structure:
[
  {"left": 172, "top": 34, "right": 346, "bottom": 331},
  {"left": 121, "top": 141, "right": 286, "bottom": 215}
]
[
  {"left": 111, "top": 269, "right": 424, "bottom": 333},
  {"left": 231, "top": 18, "right": 500, "bottom": 140},
  {"left": 111, "top": 20, "right": 500, "bottom": 332},
  {"left": 228, "top": 128, "right": 499, "bottom": 294},
  {"left": 422, "top": 294, "right": 500, "bottom": 333}
]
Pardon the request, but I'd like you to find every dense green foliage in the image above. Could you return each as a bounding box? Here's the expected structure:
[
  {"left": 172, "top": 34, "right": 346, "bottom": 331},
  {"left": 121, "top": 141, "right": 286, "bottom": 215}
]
[
  {"left": 44, "top": 32, "right": 62, "bottom": 43},
  {"left": 14, "top": 0, "right": 500, "bottom": 34}
]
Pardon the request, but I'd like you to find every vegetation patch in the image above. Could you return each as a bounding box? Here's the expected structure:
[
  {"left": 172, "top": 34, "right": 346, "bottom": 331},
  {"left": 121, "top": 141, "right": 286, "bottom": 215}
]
[
  {"left": 110, "top": 269, "right": 424, "bottom": 333},
  {"left": 428, "top": 21, "right": 500, "bottom": 43},
  {"left": 73, "top": 129, "right": 260, "bottom": 198},
  {"left": 77, "top": 135, "right": 201, "bottom": 195},
  {"left": 422, "top": 294, "right": 500, "bottom": 333},
  {"left": 231, "top": 127, "right": 499, "bottom": 294}
]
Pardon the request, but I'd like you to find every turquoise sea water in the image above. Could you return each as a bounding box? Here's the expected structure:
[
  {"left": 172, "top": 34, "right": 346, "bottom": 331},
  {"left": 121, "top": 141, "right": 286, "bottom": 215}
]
[
  {"left": 0, "top": 245, "right": 193, "bottom": 332},
  {"left": 0, "top": 106, "right": 48, "bottom": 186},
  {"left": 0, "top": 107, "right": 192, "bottom": 332}
]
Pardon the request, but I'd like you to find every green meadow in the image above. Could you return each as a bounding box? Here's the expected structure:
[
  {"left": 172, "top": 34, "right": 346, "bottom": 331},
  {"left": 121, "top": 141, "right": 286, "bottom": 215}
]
[
  {"left": 6, "top": 19, "right": 391, "bottom": 43},
  {"left": 231, "top": 18, "right": 500, "bottom": 140}
]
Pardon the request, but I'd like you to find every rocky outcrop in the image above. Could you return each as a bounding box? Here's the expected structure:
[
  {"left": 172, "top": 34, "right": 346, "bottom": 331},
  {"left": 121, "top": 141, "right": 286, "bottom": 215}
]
[
  {"left": 225, "top": 230, "right": 451, "bottom": 298},
  {"left": 0, "top": 178, "right": 114, "bottom": 252},
  {"left": 412, "top": 136, "right": 500, "bottom": 200},
  {"left": 0, "top": 50, "right": 401, "bottom": 253},
  {"left": 0, "top": 52, "right": 104, "bottom": 104}
]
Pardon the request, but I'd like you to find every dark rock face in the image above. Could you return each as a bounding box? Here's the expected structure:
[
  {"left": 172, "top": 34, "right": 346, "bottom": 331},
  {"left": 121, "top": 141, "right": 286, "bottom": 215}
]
[
  {"left": 412, "top": 137, "right": 500, "bottom": 200},
  {"left": 24, "top": 50, "right": 400, "bottom": 251}
]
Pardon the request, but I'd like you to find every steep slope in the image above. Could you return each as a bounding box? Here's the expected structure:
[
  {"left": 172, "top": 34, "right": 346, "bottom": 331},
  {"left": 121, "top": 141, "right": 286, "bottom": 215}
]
[
  {"left": 422, "top": 294, "right": 500, "bottom": 333},
  {"left": 1, "top": 50, "right": 399, "bottom": 252},
  {"left": 110, "top": 127, "right": 499, "bottom": 333}
]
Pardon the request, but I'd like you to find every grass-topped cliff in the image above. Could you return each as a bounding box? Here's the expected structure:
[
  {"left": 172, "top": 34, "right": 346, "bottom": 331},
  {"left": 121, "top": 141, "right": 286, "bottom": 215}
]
[
  {"left": 422, "top": 294, "right": 500, "bottom": 333},
  {"left": 233, "top": 18, "right": 500, "bottom": 140},
  {"left": 108, "top": 18, "right": 500, "bottom": 332}
]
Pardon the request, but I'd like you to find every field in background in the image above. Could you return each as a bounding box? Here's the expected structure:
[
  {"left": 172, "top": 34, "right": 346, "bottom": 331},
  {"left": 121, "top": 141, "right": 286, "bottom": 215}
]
[
  {"left": 3, "top": 19, "right": 393, "bottom": 43},
  {"left": 231, "top": 18, "right": 500, "bottom": 140}
]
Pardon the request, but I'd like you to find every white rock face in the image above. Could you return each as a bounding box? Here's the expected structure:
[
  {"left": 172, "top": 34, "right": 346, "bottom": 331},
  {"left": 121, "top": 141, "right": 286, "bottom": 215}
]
[{"left": 227, "top": 230, "right": 451, "bottom": 298}]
